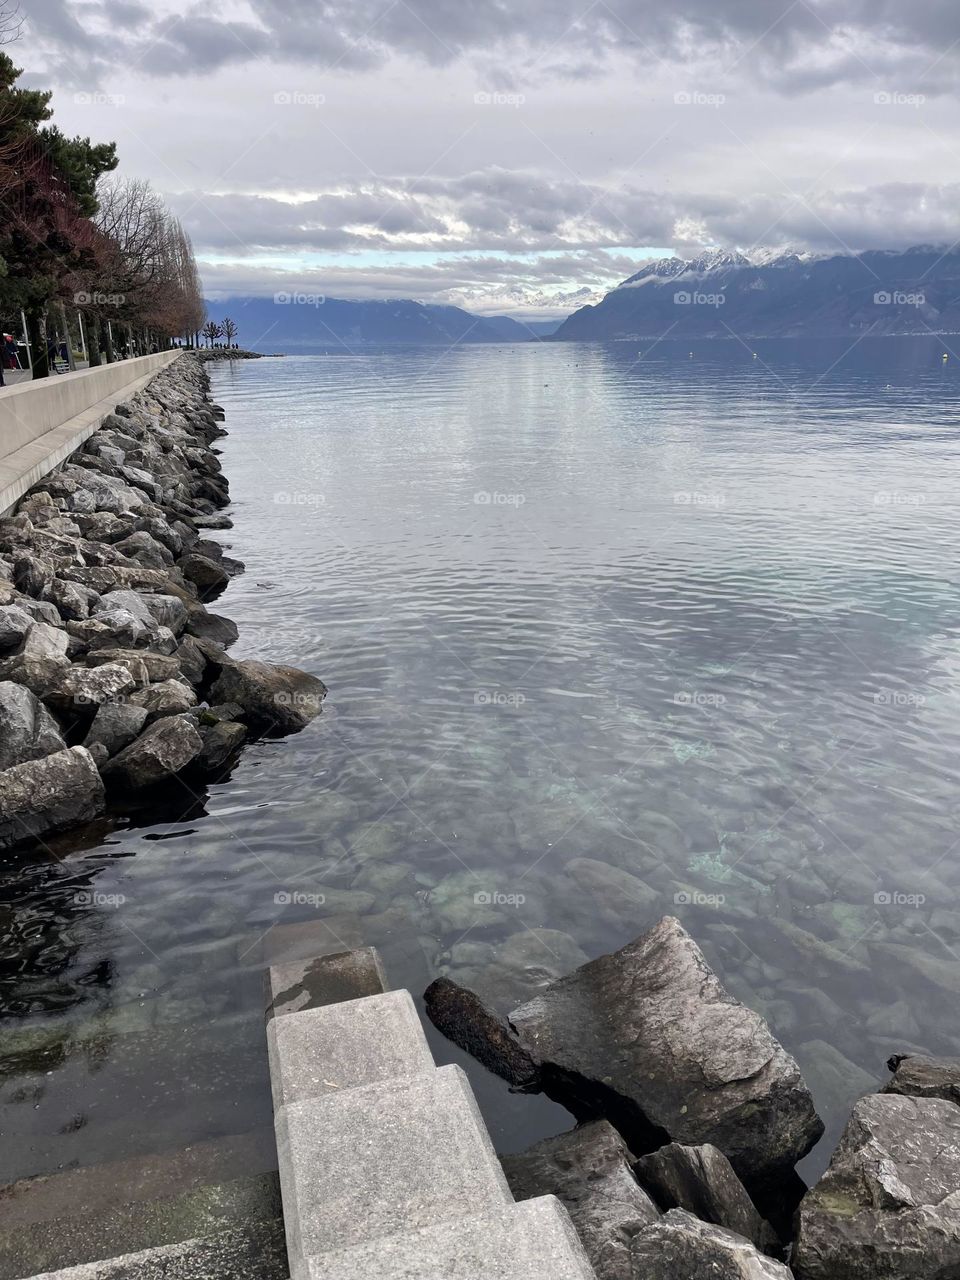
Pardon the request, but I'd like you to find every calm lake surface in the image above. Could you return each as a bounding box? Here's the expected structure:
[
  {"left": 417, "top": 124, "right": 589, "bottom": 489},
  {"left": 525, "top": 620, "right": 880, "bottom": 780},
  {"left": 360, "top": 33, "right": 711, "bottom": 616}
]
[{"left": 2, "top": 336, "right": 960, "bottom": 1186}]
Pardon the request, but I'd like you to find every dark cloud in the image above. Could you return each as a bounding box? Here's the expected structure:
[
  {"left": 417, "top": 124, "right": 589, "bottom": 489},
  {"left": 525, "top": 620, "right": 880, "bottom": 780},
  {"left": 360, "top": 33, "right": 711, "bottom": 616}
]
[
  {"left": 169, "top": 174, "right": 959, "bottom": 262},
  {"left": 25, "top": 0, "right": 960, "bottom": 94}
]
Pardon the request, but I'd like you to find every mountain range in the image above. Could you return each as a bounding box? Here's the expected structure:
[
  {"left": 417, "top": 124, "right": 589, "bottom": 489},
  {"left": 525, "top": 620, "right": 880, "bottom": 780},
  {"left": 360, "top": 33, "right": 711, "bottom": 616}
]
[
  {"left": 552, "top": 246, "right": 960, "bottom": 341},
  {"left": 204, "top": 296, "right": 561, "bottom": 350}
]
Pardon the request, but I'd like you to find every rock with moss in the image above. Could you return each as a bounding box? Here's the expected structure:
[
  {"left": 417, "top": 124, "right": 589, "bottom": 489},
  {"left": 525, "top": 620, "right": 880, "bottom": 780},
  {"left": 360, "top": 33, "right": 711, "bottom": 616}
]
[{"left": 793, "top": 1093, "right": 960, "bottom": 1279}]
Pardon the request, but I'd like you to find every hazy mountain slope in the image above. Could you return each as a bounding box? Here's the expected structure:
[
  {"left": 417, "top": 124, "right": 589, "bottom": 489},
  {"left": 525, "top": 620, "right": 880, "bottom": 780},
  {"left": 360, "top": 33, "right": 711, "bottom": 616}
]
[{"left": 203, "top": 297, "right": 561, "bottom": 348}]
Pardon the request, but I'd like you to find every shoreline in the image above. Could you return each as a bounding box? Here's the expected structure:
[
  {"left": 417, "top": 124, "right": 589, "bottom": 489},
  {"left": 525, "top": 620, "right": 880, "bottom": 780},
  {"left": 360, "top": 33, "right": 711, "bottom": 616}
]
[{"left": 0, "top": 353, "right": 324, "bottom": 855}]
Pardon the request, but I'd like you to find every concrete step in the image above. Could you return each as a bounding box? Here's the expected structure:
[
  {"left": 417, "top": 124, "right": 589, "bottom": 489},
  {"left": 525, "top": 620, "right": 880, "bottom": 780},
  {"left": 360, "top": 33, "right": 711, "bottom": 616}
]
[
  {"left": 266, "top": 990, "right": 433, "bottom": 1109},
  {"left": 304, "top": 1196, "right": 596, "bottom": 1279},
  {"left": 275, "top": 1064, "right": 512, "bottom": 1278},
  {"left": 15, "top": 1216, "right": 288, "bottom": 1279},
  {"left": 0, "top": 1170, "right": 280, "bottom": 1280},
  {"left": 265, "top": 946, "right": 387, "bottom": 1022}
]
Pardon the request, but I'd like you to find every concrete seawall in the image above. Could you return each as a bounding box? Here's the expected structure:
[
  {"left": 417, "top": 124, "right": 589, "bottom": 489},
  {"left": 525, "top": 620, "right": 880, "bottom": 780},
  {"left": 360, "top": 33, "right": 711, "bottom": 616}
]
[{"left": 0, "top": 352, "right": 182, "bottom": 515}]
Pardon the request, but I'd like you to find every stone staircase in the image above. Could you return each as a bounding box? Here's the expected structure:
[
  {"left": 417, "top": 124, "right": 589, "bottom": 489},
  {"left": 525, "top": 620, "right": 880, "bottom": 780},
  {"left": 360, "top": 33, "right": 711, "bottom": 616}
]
[
  {"left": 5, "top": 942, "right": 595, "bottom": 1278},
  {"left": 266, "top": 949, "right": 595, "bottom": 1280}
]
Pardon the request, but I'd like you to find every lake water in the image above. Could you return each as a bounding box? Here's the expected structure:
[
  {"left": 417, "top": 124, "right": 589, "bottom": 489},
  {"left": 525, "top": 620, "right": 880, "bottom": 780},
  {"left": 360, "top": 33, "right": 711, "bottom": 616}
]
[{"left": 2, "top": 336, "right": 960, "bottom": 1188}]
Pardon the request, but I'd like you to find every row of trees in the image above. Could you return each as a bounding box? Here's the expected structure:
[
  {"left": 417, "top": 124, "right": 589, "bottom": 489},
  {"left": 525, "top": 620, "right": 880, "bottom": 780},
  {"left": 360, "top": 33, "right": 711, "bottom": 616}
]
[
  {"left": 0, "top": 19, "right": 207, "bottom": 378},
  {"left": 201, "top": 317, "right": 238, "bottom": 347}
]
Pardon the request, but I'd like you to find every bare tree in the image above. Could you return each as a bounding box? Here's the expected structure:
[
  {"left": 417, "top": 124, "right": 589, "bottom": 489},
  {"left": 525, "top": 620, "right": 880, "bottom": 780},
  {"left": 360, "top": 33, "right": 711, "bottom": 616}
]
[
  {"left": 0, "top": 3, "right": 24, "bottom": 45},
  {"left": 221, "top": 316, "right": 237, "bottom": 346},
  {"left": 202, "top": 320, "right": 222, "bottom": 347}
]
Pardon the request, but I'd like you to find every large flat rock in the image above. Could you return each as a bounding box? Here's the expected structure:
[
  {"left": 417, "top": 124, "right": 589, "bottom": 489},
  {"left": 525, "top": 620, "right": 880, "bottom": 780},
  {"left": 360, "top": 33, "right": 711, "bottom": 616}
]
[
  {"left": 883, "top": 1051, "right": 960, "bottom": 1105},
  {"left": 303, "top": 1196, "right": 595, "bottom": 1279},
  {"left": 509, "top": 915, "right": 823, "bottom": 1181},
  {"left": 275, "top": 1064, "right": 512, "bottom": 1276},
  {"left": 793, "top": 1092, "right": 960, "bottom": 1279},
  {"left": 266, "top": 989, "right": 433, "bottom": 1108},
  {"left": 501, "top": 1120, "right": 657, "bottom": 1279}
]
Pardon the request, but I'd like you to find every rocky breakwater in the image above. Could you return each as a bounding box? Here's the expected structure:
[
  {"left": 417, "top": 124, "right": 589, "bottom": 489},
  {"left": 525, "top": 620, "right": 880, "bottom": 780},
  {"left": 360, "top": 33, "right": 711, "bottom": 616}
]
[
  {"left": 0, "top": 353, "right": 325, "bottom": 853},
  {"left": 426, "top": 916, "right": 960, "bottom": 1278}
]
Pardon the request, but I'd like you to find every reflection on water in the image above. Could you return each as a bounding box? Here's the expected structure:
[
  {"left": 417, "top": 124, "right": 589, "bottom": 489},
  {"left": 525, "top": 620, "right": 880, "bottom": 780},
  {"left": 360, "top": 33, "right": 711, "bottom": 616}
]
[{"left": 1, "top": 336, "right": 959, "bottom": 1184}]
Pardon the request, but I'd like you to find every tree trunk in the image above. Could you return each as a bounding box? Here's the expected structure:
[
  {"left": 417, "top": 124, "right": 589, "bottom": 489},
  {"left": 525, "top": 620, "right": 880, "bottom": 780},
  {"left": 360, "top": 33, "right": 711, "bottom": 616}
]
[
  {"left": 59, "top": 303, "right": 77, "bottom": 371},
  {"left": 87, "top": 316, "right": 102, "bottom": 366},
  {"left": 25, "top": 308, "right": 49, "bottom": 379},
  {"left": 100, "top": 315, "right": 115, "bottom": 363}
]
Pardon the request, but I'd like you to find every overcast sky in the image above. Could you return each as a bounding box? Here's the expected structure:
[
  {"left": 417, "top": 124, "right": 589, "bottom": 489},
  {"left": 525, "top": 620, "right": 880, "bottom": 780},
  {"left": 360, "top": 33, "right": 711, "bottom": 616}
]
[{"left": 19, "top": 0, "right": 960, "bottom": 316}]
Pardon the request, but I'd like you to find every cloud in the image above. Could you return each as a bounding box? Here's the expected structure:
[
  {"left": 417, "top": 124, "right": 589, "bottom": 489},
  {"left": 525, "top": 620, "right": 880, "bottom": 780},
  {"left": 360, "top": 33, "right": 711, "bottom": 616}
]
[{"left": 26, "top": 0, "right": 960, "bottom": 95}]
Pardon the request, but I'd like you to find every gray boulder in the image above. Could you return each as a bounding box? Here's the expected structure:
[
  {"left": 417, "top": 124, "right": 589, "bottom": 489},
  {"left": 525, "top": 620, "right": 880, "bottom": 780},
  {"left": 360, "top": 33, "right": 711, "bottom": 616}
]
[
  {"left": 19, "top": 619, "right": 70, "bottom": 662},
  {"left": 197, "top": 719, "right": 247, "bottom": 771},
  {"left": 0, "top": 655, "right": 71, "bottom": 698},
  {"left": 208, "top": 659, "right": 326, "bottom": 736},
  {"left": 0, "top": 604, "right": 35, "bottom": 653},
  {"left": 129, "top": 679, "right": 197, "bottom": 720},
  {"left": 179, "top": 552, "right": 229, "bottom": 595},
  {"left": 502, "top": 1121, "right": 659, "bottom": 1280},
  {"left": 84, "top": 701, "right": 149, "bottom": 756},
  {"left": 186, "top": 609, "right": 239, "bottom": 646},
  {"left": 142, "top": 593, "right": 188, "bottom": 634},
  {"left": 508, "top": 916, "right": 823, "bottom": 1182},
  {"left": 0, "top": 747, "right": 105, "bottom": 850},
  {"left": 94, "top": 589, "right": 156, "bottom": 626},
  {"left": 85, "top": 648, "right": 182, "bottom": 687},
  {"left": 103, "top": 714, "right": 203, "bottom": 789},
  {"left": 883, "top": 1052, "right": 960, "bottom": 1106},
  {"left": 634, "top": 1143, "right": 778, "bottom": 1254},
  {"left": 0, "top": 681, "right": 65, "bottom": 770},
  {"left": 631, "top": 1210, "right": 792, "bottom": 1279},
  {"left": 793, "top": 1093, "right": 960, "bottom": 1279},
  {"left": 42, "top": 663, "right": 136, "bottom": 714}
]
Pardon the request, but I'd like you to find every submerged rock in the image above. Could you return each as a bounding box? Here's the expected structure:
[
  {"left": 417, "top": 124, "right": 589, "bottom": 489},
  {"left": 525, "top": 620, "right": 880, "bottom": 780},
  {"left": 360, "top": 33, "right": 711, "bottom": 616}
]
[
  {"left": 508, "top": 916, "right": 823, "bottom": 1181},
  {"left": 0, "top": 747, "right": 105, "bottom": 850},
  {"left": 631, "top": 1210, "right": 792, "bottom": 1279},
  {"left": 0, "top": 681, "right": 65, "bottom": 771},
  {"left": 208, "top": 659, "right": 326, "bottom": 736},
  {"left": 423, "top": 976, "right": 541, "bottom": 1089},
  {"left": 883, "top": 1052, "right": 960, "bottom": 1105},
  {"left": 502, "top": 1120, "right": 659, "bottom": 1280},
  {"left": 793, "top": 1093, "right": 960, "bottom": 1279},
  {"left": 634, "top": 1143, "right": 778, "bottom": 1254},
  {"left": 103, "top": 714, "right": 203, "bottom": 790}
]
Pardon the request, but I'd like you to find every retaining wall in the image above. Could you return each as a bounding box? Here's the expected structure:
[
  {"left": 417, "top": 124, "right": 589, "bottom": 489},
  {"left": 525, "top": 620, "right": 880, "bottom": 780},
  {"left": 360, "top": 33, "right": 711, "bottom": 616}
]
[{"left": 0, "top": 351, "right": 182, "bottom": 514}]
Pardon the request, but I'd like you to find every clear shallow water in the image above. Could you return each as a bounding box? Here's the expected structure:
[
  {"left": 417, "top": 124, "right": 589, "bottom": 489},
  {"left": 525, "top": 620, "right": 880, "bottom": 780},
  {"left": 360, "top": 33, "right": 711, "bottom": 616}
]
[{"left": 2, "top": 337, "right": 960, "bottom": 1186}]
